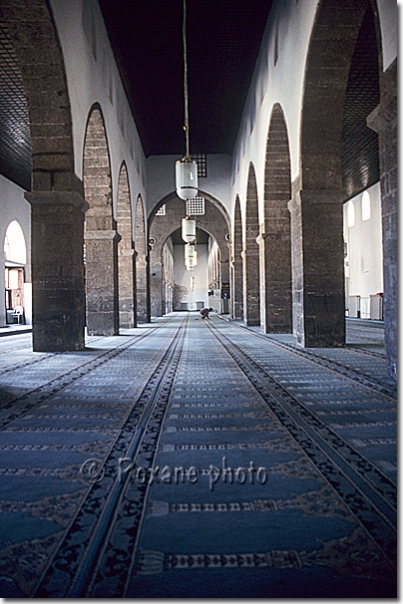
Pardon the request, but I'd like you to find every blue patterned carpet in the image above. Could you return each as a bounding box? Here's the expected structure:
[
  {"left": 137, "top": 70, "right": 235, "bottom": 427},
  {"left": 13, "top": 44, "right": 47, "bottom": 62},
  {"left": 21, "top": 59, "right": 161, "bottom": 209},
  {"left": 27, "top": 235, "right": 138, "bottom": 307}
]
[{"left": 0, "top": 315, "right": 397, "bottom": 598}]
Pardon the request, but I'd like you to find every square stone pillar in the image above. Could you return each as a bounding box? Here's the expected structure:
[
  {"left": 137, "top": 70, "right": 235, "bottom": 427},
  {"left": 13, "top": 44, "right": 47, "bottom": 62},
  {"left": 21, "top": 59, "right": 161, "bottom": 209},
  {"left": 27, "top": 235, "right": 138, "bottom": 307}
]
[
  {"left": 149, "top": 259, "right": 162, "bottom": 318},
  {"left": 288, "top": 190, "right": 345, "bottom": 347},
  {"left": 136, "top": 253, "right": 149, "bottom": 323},
  {"left": 230, "top": 259, "right": 243, "bottom": 320},
  {"left": 242, "top": 248, "right": 260, "bottom": 326},
  {"left": 258, "top": 229, "right": 292, "bottom": 334},
  {"left": 367, "top": 60, "right": 397, "bottom": 380},
  {"left": 118, "top": 248, "right": 135, "bottom": 329},
  {"left": 25, "top": 191, "right": 87, "bottom": 352},
  {"left": 85, "top": 230, "right": 120, "bottom": 336}
]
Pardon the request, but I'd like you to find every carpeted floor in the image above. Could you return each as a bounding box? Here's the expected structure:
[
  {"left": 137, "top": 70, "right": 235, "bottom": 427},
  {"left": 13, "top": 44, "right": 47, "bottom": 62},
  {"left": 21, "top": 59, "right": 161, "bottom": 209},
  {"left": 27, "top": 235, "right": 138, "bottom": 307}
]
[{"left": 0, "top": 315, "right": 396, "bottom": 597}]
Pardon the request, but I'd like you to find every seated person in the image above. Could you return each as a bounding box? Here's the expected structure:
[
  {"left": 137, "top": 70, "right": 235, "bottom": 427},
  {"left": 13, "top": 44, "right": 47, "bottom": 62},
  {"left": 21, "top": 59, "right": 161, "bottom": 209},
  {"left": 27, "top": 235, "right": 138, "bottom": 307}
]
[{"left": 199, "top": 307, "right": 213, "bottom": 319}]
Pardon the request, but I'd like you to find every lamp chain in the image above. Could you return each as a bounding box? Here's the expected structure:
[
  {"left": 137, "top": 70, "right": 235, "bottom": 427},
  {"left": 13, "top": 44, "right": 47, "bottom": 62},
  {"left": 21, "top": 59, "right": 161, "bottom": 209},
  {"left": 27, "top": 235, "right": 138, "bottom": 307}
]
[{"left": 183, "top": 0, "right": 190, "bottom": 159}]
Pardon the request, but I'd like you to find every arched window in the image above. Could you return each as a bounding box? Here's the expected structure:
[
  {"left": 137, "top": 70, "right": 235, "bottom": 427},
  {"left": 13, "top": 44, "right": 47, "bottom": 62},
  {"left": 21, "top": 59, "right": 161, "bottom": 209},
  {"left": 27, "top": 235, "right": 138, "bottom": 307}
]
[
  {"left": 347, "top": 200, "right": 355, "bottom": 228},
  {"left": 361, "top": 190, "right": 371, "bottom": 221},
  {"left": 4, "top": 220, "right": 26, "bottom": 264}
]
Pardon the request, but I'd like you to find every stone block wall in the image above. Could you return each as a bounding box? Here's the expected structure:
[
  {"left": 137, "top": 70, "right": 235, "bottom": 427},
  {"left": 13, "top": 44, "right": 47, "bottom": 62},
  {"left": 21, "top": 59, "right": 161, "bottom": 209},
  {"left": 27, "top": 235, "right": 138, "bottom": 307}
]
[{"left": 367, "top": 60, "right": 397, "bottom": 379}]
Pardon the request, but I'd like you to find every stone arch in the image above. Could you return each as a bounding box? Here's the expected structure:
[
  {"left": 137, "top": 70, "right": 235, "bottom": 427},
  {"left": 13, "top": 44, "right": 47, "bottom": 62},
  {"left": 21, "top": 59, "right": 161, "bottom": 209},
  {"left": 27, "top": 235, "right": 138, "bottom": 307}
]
[
  {"left": 300, "top": 1, "right": 371, "bottom": 191},
  {"left": 117, "top": 162, "right": 135, "bottom": 329},
  {"left": 161, "top": 224, "right": 219, "bottom": 314},
  {"left": 0, "top": 1, "right": 79, "bottom": 193},
  {"left": 243, "top": 163, "right": 260, "bottom": 326},
  {"left": 135, "top": 195, "right": 148, "bottom": 324},
  {"left": 1, "top": 2, "right": 86, "bottom": 351},
  {"left": 149, "top": 192, "right": 229, "bottom": 318},
  {"left": 84, "top": 104, "right": 119, "bottom": 336},
  {"left": 231, "top": 196, "right": 243, "bottom": 319},
  {"left": 261, "top": 103, "right": 292, "bottom": 333},
  {"left": 290, "top": 0, "right": 376, "bottom": 348}
]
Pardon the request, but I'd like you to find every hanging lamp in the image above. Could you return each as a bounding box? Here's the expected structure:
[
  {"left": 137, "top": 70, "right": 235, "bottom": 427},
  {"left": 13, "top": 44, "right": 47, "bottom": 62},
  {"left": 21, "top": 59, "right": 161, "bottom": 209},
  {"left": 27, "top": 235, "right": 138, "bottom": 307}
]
[
  {"left": 185, "top": 241, "right": 197, "bottom": 263},
  {"left": 175, "top": 0, "right": 198, "bottom": 200},
  {"left": 181, "top": 216, "right": 196, "bottom": 243}
]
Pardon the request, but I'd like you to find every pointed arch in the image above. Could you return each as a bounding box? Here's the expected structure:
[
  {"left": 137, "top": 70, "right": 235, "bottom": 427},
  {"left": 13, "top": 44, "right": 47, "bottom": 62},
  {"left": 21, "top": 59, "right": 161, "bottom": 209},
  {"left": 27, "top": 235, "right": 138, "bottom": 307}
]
[
  {"left": 4, "top": 220, "right": 26, "bottom": 265},
  {"left": 243, "top": 163, "right": 260, "bottom": 326},
  {"left": 135, "top": 195, "right": 148, "bottom": 323},
  {"left": 84, "top": 104, "right": 119, "bottom": 336},
  {"left": 231, "top": 196, "right": 243, "bottom": 319},
  {"left": 300, "top": 1, "right": 372, "bottom": 191},
  {"left": 117, "top": 162, "right": 135, "bottom": 328},
  {"left": 261, "top": 103, "right": 292, "bottom": 333},
  {"left": 0, "top": 1, "right": 79, "bottom": 193},
  {"left": 148, "top": 192, "right": 228, "bottom": 318}
]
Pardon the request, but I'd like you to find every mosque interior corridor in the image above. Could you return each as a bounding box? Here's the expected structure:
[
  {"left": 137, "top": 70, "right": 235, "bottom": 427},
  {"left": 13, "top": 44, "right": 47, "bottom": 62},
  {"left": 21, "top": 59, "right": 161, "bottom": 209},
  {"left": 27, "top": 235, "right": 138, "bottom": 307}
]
[{"left": 0, "top": 313, "right": 396, "bottom": 598}]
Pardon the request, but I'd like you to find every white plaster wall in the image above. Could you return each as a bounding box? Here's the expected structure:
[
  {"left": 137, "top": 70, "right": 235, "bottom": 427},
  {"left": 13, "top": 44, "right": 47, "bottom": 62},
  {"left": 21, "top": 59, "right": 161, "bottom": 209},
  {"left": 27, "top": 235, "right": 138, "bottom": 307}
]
[
  {"left": 50, "top": 0, "right": 396, "bottom": 238},
  {"left": 343, "top": 182, "right": 383, "bottom": 305},
  {"left": 230, "top": 0, "right": 397, "bottom": 226},
  {"left": 0, "top": 175, "right": 32, "bottom": 326},
  {"left": 231, "top": 0, "right": 318, "bottom": 224},
  {"left": 145, "top": 154, "right": 232, "bottom": 217},
  {"left": 173, "top": 244, "right": 208, "bottom": 311},
  {"left": 49, "top": 0, "right": 146, "bottom": 233}
]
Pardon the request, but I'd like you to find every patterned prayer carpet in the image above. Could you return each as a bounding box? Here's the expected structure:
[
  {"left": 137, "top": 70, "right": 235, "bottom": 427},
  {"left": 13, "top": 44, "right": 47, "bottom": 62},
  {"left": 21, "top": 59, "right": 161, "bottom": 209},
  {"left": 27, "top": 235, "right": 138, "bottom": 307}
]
[{"left": 0, "top": 315, "right": 396, "bottom": 598}]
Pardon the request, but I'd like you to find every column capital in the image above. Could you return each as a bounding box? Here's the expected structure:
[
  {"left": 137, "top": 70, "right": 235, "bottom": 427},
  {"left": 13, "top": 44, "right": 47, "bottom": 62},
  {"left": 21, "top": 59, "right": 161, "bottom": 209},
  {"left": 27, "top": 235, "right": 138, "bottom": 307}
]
[
  {"left": 25, "top": 190, "right": 88, "bottom": 213},
  {"left": 299, "top": 189, "right": 345, "bottom": 204},
  {"left": 288, "top": 189, "right": 345, "bottom": 212},
  {"left": 85, "top": 230, "right": 121, "bottom": 242},
  {"left": 119, "top": 248, "right": 135, "bottom": 257},
  {"left": 241, "top": 248, "right": 259, "bottom": 259}
]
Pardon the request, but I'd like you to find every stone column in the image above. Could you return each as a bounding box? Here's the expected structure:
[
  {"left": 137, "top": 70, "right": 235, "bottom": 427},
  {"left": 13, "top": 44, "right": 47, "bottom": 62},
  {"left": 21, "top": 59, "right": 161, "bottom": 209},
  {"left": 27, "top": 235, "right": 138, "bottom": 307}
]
[
  {"left": 367, "top": 60, "right": 397, "bottom": 379},
  {"left": 258, "top": 228, "right": 292, "bottom": 334},
  {"left": 136, "top": 253, "right": 149, "bottom": 323},
  {"left": 288, "top": 190, "right": 345, "bottom": 347},
  {"left": 242, "top": 248, "right": 260, "bottom": 326},
  {"left": 85, "top": 230, "right": 120, "bottom": 336},
  {"left": 149, "top": 257, "right": 162, "bottom": 319},
  {"left": 230, "top": 259, "right": 243, "bottom": 320},
  {"left": 118, "top": 248, "right": 135, "bottom": 329},
  {"left": 0, "top": 279, "right": 6, "bottom": 328},
  {"left": 216, "top": 258, "right": 227, "bottom": 314},
  {"left": 25, "top": 191, "right": 87, "bottom": 352}
]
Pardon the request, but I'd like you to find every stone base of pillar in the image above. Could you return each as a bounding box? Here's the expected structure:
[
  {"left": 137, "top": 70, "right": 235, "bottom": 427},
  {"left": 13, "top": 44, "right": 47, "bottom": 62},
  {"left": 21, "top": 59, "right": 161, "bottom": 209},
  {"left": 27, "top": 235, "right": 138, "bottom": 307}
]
[
  {"left": 301, "top": 291, "right": 345, "bottom": 348},
  {"left": 119, "top": 249, "right": 135, "bottom": 329},
  {"left": 85, "top": 230, "right": 120, "bottom": 337},
  {"left": 25, "top": 191, "right": 87, "bottom": 352},
  {"left": 242, "top": 250, "right": 260, "bottom": 326},
  {"left": 289, "top": 191, "right": 346, "bottom": 349},
  {"left": 262, "top": 295, "right": 292, "bottom": 334},
  {"left": 32, "top": 283, "right": 86, "bottom": 351},
  {"left": 136, "top": 255, "right": 148, "bottom": 323}
]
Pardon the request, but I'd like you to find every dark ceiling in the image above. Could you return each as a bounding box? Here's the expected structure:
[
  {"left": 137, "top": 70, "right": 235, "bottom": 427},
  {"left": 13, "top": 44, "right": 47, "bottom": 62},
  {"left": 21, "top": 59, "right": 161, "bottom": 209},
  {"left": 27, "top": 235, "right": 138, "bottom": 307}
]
[{"left": 98, "top": 0, "right": 274, "bottom": 157}]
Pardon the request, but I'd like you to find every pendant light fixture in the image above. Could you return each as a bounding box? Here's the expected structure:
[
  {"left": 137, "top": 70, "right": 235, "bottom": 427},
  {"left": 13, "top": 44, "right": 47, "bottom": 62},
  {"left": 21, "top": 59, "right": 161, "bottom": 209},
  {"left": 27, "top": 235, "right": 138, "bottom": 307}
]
[
  {"left": 181, "top": 216, "right": 196, "bottom": 243},
  {"left": 175, "top": 0, "right": 198, "bottom": 200},
  {"left": 184, "top": 243, "right": 197, "bottom": 271},
  {"left": 185, "top": 241, "right": 197, "bottom": 262}
]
